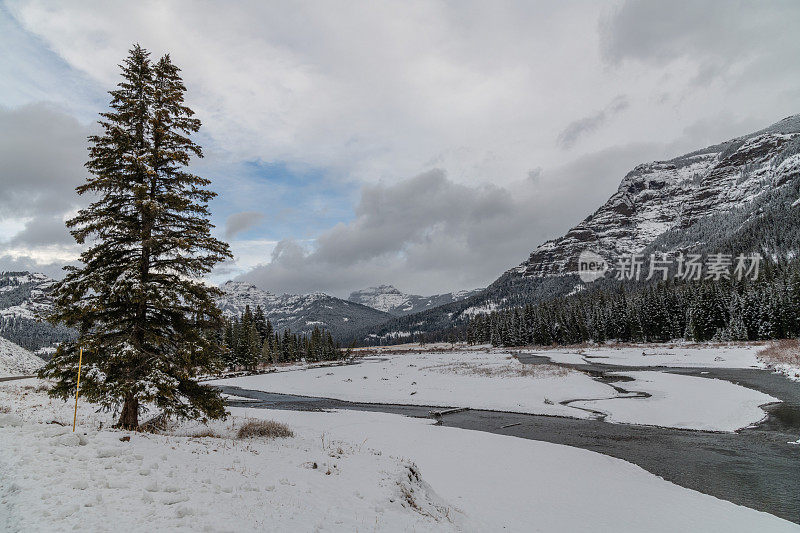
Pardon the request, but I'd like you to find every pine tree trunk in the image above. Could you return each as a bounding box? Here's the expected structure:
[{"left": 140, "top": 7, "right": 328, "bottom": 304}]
[{"left": 116, "top": 394, "right": 139, "bottom": 429}]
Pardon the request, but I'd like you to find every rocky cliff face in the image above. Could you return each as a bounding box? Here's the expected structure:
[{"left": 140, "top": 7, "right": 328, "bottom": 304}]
[
  {"left": 0, "top": 272, "right": 74, "bottom": 354},
  {"left": 218, "top": 281, "right": 393, "bottom": 339},
  {"left": 517, "top": 115, "right": 800, "bottom": 276},
  {"left": 348, "top": 284, "right": 482, "bottom": 316}
]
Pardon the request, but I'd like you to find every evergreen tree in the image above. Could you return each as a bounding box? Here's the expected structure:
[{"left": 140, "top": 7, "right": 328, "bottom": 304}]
[{"left": 40, "top": 45, "right": 231, "bottom": 429}]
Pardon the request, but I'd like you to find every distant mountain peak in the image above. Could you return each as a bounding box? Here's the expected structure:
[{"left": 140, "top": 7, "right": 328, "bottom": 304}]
[{"left": 349, "top": 285, "right": 483, "bottom": 316}]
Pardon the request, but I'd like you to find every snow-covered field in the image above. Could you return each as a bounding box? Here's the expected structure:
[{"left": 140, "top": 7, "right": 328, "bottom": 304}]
[
  {"left": 211, "top": 347, "right": 778, "bottom": 431},
  {"left": 530, "top": 344, "right": 767, "bottom": 369},
  {"left": 1, "top": 379, "right": 796, "bottom": 532},
  {"left": 0, "top": 336, "right": 44, "bottom": 377}
]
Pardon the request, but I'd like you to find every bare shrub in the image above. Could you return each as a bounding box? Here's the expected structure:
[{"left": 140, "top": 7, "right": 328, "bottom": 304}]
[
  {"left": 139, "top": 413, "right": 172, "bottom": 434},
  {"left": 758, "top": 339, "right": 800, "bottom": 366},
  {"left": 237, "top": 419, "right": 294, "bottom": 440}
]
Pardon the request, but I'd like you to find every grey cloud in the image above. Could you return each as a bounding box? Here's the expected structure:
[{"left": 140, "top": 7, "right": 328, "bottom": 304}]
[
  {"left": 557, "top": 96, "right": 629, "bottom": 149},
  {"left": 527, "top": 167, "right": 543, "bottom": 183},
  {"left": 236, "top": 151, "right": 662, "bottom": 297},
  {"left": 0, "top": 254, "right": 72, "bottom": 279},
  {"left": 9, "top": 215, "right": 73, "bottom": 247},
  {"left": 312, "top": 170, "right": 511, "bottom": 267},
  {"left": 224, "top": 211, "right": 266, "bottom": 240},
  {"left": 0, "top": 104, "right": 87, "bottom": 274},
  {"left": 665, "top": 114, "right": 765, "bottom": 156},
  {"left": 600, "top": 1, "right": 800, "bottom": 72},
  {"left": 238, "top": 169, "right": 529, "bottom": 296},
  {"left": 0, "top": 103, "right": 87, "bottom": 219}
]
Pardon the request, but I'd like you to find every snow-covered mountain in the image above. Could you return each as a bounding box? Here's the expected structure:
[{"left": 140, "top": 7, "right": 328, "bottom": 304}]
[
  {"left": 358, "top": 114, "right": 800, "bottom": 342},
  {"left": 348, "top": 285, "right": 483, "bottom": 316},
  {"left": 0, "top": 272, "right": 74, "bottom": 354},
  {"left": 218, "top": 281, "right": 393, "bottom": 339},
  {"left": 517, "top": 114, "right": 800, "bottom": 276},
  {"left": 0, "top": 336, "right": 45, "bottom": 377}
]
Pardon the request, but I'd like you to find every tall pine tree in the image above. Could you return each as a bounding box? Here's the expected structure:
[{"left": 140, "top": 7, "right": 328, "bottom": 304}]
[{"left": 40, "top": 45, "right": 232, "bottom": 429}]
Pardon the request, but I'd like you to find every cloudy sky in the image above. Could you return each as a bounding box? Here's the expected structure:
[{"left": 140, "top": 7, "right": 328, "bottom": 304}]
[{"left": 2, "top": 1, "right": 799, "bottom": 297}]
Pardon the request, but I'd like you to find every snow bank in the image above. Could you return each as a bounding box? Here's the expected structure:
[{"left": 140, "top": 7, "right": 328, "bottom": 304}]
[
  {"left": 771, "top": 363, "right": 800, "bottom": 382},
  {"left": 571, "top": 371, "right": 778, "bottom": 431},
  {"left": 533, "top": 344, "right": 765, "bottom": 369}
]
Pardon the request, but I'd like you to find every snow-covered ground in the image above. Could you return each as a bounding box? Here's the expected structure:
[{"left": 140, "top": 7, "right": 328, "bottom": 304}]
[
  {"left": 0, "top": 336, "right": 44, "bottom": 377},
  {"left": 211, "top": 348, "right": 777, "bottom": 431},
  {"left": 1, "top": 379, "right": 796, "bottom": 532},
  {"left": 529, "top": 344, "right": 766, "bottom": 369},
  {"left": 0, "top": 379, "right": 460, "bottom": 532},
  {"left": 571, "top": 371, "right": 777, "bottom": 431}
]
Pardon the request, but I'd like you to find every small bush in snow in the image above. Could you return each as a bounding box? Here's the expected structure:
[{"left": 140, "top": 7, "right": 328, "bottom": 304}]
[{"left": 237, "top": 419, "right": 294, "bottom": 440}]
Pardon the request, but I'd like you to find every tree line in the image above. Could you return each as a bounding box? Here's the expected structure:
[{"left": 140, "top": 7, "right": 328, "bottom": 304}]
[
  {"left": 467, "top": 258, "right": 800, "bottom": 347},
  {"left": 221, "top": 305, "right": 349, "bottom": 370}
]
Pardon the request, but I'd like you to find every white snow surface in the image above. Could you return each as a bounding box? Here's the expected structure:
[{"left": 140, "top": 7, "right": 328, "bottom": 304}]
[
  {"left": 212, "top": 347, "right": 777, "bottom": 431},
  {"left": 0, "top": 379, "right": 461, "bottom": 532},
  {"left": 1, "top": 379, "right": 796, "bottom": 532},
  {"left": 532, "top": 344, "right": 766, "bottom": 369},
  {"left": 571, "top": 371, "right": 777, "bottom": 432},
  {"left": 0, "top": 336, "right": 44, "bottom": 377}
]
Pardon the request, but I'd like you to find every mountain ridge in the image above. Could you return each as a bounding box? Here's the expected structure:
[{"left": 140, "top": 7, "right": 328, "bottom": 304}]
[
  {"left": 218, "top": 281, "right": 393, "bottom": 339},
  {"left": 347, "top": 284, "right": 483, "bottom": 316}
]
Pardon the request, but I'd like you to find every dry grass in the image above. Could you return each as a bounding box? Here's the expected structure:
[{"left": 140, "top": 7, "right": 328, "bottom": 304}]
[
  {"left": 237, "top": 419, "right": 294, "bottom": 440},
  {"left": 527, "top": 340, "right": 770, "bottom": 351},
  {"left": 758, "top": 339, "right": 800, "bottom": 366},
  {"left": 424, "top": 361, "right": 570, "bottom": 379}
]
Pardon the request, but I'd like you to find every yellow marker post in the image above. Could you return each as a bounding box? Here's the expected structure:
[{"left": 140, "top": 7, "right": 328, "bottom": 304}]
[{"left": 72, "top": 347, "right": 83, "bottom": 432}]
